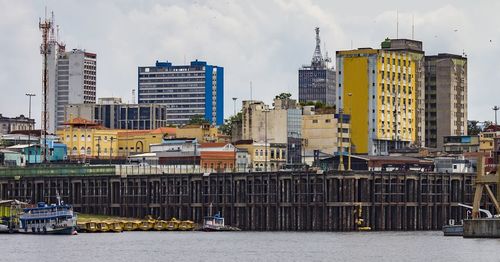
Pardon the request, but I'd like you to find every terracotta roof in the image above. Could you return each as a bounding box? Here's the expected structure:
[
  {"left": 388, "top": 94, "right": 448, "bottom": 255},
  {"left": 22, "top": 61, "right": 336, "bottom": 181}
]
[
  {"left": 63, "top": 117, "right": 99, "bottom": 126},
  {"left": 152, "top": 127, "right": 177, "bottom": 135}
]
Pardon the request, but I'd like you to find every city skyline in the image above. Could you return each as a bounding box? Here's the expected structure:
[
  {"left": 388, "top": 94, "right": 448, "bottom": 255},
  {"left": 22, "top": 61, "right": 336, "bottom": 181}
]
[{"left": 0, "top": 0, "right": 498, "bottom": 127}]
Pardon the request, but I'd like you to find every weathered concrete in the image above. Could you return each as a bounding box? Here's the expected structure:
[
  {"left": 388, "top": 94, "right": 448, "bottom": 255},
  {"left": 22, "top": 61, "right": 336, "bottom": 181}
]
[
  {"left": 463, "top": 219, "right": 500, "bottom": 238},
  {"left": 0, "top": 170, "right": 494, "bottom": 231}
]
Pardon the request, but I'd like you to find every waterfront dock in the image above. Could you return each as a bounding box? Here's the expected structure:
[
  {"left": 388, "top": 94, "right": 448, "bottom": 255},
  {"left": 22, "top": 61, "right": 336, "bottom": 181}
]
[{"left": 0, "top": 166, "right": 493, "bottom": 231}]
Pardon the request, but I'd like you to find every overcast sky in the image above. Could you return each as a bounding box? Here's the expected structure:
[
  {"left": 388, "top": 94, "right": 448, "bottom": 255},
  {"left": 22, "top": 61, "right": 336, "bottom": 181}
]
[{"left": 0, "top": 0, "right": 498, "bottom": 127}]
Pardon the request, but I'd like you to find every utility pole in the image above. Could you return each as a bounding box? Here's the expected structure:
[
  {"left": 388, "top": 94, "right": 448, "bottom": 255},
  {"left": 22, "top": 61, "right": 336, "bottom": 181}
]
[
  {"left": 493, "top": 106, "right": 499, "bottom": 125},
  {"left": 264, "top": 109, "right": 269, "bottom": 172},
  {"left": 25, "top": 93, "right": 35, "bottom": 165},
  {"left": 338, "top": 108, "right": 345, "bottom": 171},
  {"left": 109, "top": 136, "right": 114, "bottom": 165}
]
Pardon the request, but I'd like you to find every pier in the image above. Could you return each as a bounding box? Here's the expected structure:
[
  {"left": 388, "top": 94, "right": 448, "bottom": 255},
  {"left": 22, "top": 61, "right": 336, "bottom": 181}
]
[{"left": 0, "top": 167, "right": 491, "bottom": 231}]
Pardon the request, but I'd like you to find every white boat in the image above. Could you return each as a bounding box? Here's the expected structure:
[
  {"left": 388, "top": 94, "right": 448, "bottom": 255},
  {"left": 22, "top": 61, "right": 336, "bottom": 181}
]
[{"left": 18, "top": 196, "right": 77, "bottom": 235}]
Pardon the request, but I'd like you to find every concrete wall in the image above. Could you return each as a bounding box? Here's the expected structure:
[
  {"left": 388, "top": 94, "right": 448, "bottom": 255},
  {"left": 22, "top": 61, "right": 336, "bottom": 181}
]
[{"left": 464, "top": 219, "right": 500, "bottom": 238}]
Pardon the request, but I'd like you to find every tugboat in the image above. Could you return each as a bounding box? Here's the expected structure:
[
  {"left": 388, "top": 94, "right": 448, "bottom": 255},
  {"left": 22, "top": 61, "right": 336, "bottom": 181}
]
[{"left": 18, "top": 195, "right": 77, "bottom": 235}]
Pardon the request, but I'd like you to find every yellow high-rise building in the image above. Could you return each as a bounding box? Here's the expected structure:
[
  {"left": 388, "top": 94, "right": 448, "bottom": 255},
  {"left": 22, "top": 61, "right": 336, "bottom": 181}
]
[{"left": 336, "top": 47, "right": 417, "bottom": 155}]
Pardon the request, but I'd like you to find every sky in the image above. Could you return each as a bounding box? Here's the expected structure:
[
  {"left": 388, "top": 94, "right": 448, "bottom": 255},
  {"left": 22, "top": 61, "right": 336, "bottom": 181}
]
[{"left": 0, "top": 0, "right": 498, "bottom": 128}]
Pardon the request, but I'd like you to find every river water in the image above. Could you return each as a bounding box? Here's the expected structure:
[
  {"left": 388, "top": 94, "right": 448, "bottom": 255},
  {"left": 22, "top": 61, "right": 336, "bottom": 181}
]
[{"left": 0, "top": 231, "right": 498, "bottom": 262}]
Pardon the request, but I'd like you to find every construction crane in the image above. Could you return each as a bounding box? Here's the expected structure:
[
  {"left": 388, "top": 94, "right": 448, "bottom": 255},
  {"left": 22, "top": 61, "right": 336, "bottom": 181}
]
[{"left": 471, "top": 156, "right": 500, "bottom": 218}]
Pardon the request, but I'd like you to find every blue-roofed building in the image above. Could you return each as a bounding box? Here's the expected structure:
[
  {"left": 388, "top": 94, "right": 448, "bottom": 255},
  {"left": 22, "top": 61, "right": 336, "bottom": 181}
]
[{"left": 138, "top": 60, "right": 224, "bottom": 126}]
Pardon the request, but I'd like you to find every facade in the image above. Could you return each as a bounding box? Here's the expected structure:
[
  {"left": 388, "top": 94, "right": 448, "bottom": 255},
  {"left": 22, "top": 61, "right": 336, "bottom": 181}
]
[
  {"left": 241, "top": 98, "right": 302, "bottom": 163},
  {"left": 65, "top": 97, "right": 168, "bottom": 130},
  {"left": 7, "top": 143, "right": 67, "bottom": 164},
  {"left": 298, "top": 27, "right": 335, "bottom": 105},
  {"left": 336, "top": 47, "right": 417, "bottom": 155},
  {"left": 381, "top": 39, "right": 426, "bottom": 147},
  {"left": 46, "top": 41, "right": 96, "bottom": 133},
  {"left": 0, "top": 114, "right": 35, "bottom": 135},
  {"left": 150, "top": 138, "right": 200, "bottom": 165},
  {"left": 443, "top": 135, "right": 479, "bottom": 154},
  {"left": 425, "top": 53, "right": 468, "bottom": 150},
  {"left": 57, "top": 118, "right": 169, "bottom": 159},
  {"left": 138, "top": 60, "right": 224, "bottom": 125},
  {"left": 301, "top": 110, "right": 351, "bottom": 156},
  {"left": 234, "top": 140, "right": 287, "bottom": 171},
  {"left": 199, "top": 143, "right": 236, "bottom": 172}
]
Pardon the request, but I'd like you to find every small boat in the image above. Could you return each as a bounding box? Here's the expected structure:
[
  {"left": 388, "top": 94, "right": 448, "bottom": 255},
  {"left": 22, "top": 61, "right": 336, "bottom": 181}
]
[
  {"left": 106, "top": 221, "right": 123, "bottom": 233},
  {"left": 123, "top": 220, "right": 140, "bottom": 231},
  {"left": 179, "top": 220, "right": 194, "bottom": 231},
  {"left": 153, "top": 220, "right": 167, "bottom": 231},
  {"left": 139, "top": 220, "right": 154, "bottom": 231},
  {"left": 96, "top": 222, "right": 110, "bottom": 232},
  {"left": 18, "top": 196, "right": 77, "bottom": 235},
  {"left": 202, "top": 211, "right": 225, "bottom": 231},
  {"left": 443, "top": 219, "right": 463, "bottom": 236},
  {"left": 85, "top": 221, "right": 98, "bottom": 232},
  {"left": 167, "top": 218, "right": 180, "bottom": 231}
]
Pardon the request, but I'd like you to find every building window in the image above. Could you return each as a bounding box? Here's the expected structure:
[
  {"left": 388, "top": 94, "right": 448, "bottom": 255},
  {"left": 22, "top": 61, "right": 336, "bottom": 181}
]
[
  {"left": 312, "top": 120, "right": 318, "bottom": 124},
  {"left": 325, "top": 119, "right": 331, "bottom": 123}
]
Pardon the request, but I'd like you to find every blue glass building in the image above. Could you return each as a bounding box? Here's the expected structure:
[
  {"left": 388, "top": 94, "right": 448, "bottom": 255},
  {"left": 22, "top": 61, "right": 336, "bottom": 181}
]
[{"left": 138, "top": 60, "right": 224, "bottom": 126}]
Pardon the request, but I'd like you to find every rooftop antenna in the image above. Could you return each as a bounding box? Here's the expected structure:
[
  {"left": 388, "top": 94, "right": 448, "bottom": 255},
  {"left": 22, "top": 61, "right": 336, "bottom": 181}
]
[
  {"left": 411, "top": 14, "right": 415, "bottom": 40},
  {"left": 311, "top": 27, "right": 325, "bottom": 67},
  {"left": 396, "top": 9, "right": 399, "bottom": 39},
  {"left": 39, "top": 9, "right": 52, "bottom": 163}
]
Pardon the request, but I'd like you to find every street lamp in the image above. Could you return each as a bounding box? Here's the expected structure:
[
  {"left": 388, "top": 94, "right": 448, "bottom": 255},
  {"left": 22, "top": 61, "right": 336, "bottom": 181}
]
[
  {"left": 25, "top": 93, "right": 35, "bottom": 165},
  {"left": 347, "top": 93, "right": 352, "bottom": 171},
  {"left": 493, "top": 106, "right": 499, "bottom": 126},
  {"left": 232, "top": 97, "right": 238, "bottom": 116}
]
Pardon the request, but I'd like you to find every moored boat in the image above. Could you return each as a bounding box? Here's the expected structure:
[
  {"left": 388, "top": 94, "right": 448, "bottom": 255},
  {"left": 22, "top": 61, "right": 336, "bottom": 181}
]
[
  {"left": 139, "top": 220, "right": 154, "bottom": 231},
  {"left": 179, "top": 220, "right": 194, "bottom": 231},
  {"left": 202, "top": 212, "right": 225, "bottom": 231},
  {"left": 18, "top": 197, "right": 77, "bottom": 235},
  {"left": 167, "top": 218, "right": 180, "bottom": 231},
  {"left": 153, "top": 220, "right": 167, "bottom": 231},
  {"left": 106, "top": 221, "right": 123, "bottom": 233}
]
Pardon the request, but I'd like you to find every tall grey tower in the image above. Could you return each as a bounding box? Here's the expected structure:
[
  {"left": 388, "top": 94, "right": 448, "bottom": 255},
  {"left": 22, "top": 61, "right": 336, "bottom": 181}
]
[{"left": 298, "top": 27, "right": 336, "bottom": 106}]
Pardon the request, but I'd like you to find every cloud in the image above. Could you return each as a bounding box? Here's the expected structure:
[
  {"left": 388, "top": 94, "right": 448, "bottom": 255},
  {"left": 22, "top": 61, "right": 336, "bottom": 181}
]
[{"left": 0, "top": 0, "right": 497, "bottom": 129}]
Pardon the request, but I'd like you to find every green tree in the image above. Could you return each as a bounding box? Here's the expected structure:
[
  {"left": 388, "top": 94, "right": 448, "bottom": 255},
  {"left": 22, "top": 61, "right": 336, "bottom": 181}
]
[
  {"left": 188, "top": 114, "right": 209, "bottom": 125},
  {"left": 275, "top": 92, "right": 292, "bottom": 100},
  {"left": 467, "top": 120, "right": 482, "bottom": 135},
  {"left": 219, "top": 112, "right": 242, "bottom": 136}
]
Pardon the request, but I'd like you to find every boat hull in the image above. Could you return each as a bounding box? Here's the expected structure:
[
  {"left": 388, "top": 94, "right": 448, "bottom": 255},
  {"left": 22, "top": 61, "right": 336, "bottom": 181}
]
[
  {"left": 19, "top": 226, "right": 76, "bottom": 235},
  {"left": 443, "top": 225, "right": 463, "bottom": 236}
]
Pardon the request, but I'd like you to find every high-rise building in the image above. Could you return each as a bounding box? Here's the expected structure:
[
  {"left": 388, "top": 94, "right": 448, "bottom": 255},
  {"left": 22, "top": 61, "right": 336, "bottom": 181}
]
[
  {"left": 64, "top": 97, "right": 168, "bottom": 130},
  {"left": 336, "top": 47, "right": 417, "bottom": 155},
  {"left": 46, "top": 41, "right": 96, "bottom": 133},
  {"left": 381, "top": 39, "right": 425, "bottom": 147},
  {"left": 425, "top": 53, "right": 467, "bottom": 149},
  {"left": 138, "top": 60, "right": 223, "bottom": 126},
  {"left": 298, "top": 27, "right": 336, "bottom": 106}
]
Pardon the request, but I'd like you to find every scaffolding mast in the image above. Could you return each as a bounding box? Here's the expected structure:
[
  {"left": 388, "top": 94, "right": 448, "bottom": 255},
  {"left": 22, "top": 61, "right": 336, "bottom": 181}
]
[{"left": 39, "top": 13, "right": 52, "bottom": 163}]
